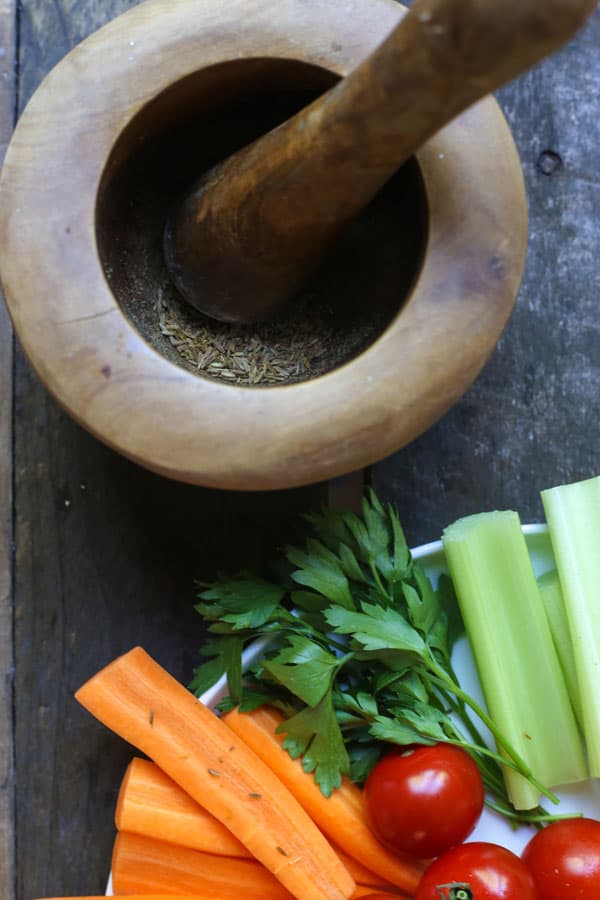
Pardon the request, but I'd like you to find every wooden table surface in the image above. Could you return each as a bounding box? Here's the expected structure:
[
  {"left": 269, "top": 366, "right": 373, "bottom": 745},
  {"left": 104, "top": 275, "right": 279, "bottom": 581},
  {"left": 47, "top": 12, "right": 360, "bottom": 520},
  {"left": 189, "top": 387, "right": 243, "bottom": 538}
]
[{"left": 1, "top": 1, "right": 599, "bottom": 898}]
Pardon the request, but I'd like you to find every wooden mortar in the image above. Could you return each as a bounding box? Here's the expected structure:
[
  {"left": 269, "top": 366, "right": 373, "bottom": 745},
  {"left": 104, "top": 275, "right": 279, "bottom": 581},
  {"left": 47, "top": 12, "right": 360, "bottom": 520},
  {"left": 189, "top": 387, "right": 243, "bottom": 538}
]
[{"left": 0, "top": 0, "right": 532, "bottom": 490}]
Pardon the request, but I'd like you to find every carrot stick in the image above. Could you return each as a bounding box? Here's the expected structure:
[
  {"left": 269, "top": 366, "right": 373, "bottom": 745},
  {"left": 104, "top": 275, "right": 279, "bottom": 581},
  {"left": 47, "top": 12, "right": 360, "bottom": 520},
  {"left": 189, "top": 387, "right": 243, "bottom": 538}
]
[
  {"left": 116, "top": 756, "right": 397, "bottom": 891},
  {"left": 351, "top": 892, "right": 405, "bottom": 899},
  {"left": 116, "top": 757, "right": 252, "bottom": 857},
  {"left": 112, "top": 831, "right": 295, "bottom": 898},
  {"left": 335, "top": 848, "right": 400, "bottom": 892},
  {"left": 35, "top": 896, "right": 232, "bottom": 899},
  {"left": 117, "top": 757, "right": 394, "bottom": 890},
  {"left": 221, "top": 706, "right": 424, "bottom": 895},
  {"left": 75, "top": 648, "right": 354, "bottom": 900}
]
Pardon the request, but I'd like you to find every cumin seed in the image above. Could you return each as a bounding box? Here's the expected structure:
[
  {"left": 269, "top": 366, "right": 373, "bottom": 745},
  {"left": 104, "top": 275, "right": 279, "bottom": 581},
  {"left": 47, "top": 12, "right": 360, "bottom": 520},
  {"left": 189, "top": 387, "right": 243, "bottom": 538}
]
[{"left": 149, "top": 276, "right": 380, "bottom": 387}]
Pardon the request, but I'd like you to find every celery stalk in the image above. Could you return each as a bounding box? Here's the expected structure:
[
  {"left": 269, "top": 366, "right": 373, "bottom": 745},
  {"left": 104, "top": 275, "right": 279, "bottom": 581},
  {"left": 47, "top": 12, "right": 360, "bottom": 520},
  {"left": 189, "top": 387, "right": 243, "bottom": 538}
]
[
  {"left": 537, "top": 569, "right": 583, "bottom": 730},
  {"left": 442, "top": 511, "right": 587, "bottom": 810},
  {"left": 541, "top": 474, "right": 600, "bottom": 777}
]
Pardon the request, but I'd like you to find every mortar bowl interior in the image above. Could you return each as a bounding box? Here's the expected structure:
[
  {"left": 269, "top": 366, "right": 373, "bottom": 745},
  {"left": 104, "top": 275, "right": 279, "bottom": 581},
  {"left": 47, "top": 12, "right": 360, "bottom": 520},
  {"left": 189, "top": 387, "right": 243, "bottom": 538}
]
[{"left": 96, "top": 57, "right": 428, "bottom": 387}]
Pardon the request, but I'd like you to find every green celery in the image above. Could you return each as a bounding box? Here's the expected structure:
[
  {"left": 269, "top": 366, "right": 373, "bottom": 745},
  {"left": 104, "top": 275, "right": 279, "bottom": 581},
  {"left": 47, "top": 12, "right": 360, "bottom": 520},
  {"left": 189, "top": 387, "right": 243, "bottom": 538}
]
[
  {"left": 541, "top": 475, "right": 600, "bottom": 777},
  {"left": 442, "top": 510, "right": 587, "bottom": 810},
  {"left": 537, "top": 569, "right": 583, "bottom": 730}
]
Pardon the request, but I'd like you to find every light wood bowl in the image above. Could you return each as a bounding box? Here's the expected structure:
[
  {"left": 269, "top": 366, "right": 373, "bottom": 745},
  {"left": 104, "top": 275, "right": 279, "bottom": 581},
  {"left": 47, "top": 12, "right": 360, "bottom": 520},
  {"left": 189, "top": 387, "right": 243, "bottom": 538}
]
[{"left": 0, "top": 0, "right": 527, "bottom": 491}]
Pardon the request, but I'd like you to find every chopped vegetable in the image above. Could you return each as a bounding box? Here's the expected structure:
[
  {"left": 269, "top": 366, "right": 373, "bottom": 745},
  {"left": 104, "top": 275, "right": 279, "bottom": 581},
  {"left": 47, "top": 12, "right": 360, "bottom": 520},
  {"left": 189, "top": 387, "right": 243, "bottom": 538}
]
[
  {"left": 415, "top": 842, "right": 538, "bottom": 900},
  {"left": 541, "top": 474, "right": 600, "bottom": 778},
  {"left": 334, "top": 853, "right": 400, "bottom": 893},
  {"left": 521, "top": 817, "right": 600, "bottom": 899},
  {"left": 537, "top": 569, "right": 583, "bottom": 728},
  {"left": 351, "top": 895, "right": 401, "bottom": 900},
  {"left": 75, "top": 647, "right": 355, "bottom": 900},
  {"left": 116, "top": 757, "right": 251, "bottom": 856},
  {"left": 442, "top": 510, "right": 587, "bottom": 810},
  {"left": 112, "top": 831, "right": 293, "bottom": 898},
  {"left": 363, "top": 744, "right": 484, "bottom": 858},
  {"left": 222, "top": 705, "right": 424, "bottom": 894},
  {"left": 193, "top": 492, "right": 569, "bottom": 825},
  {"left": 116, "top": 755, "right": 396, "bottom": 892}
]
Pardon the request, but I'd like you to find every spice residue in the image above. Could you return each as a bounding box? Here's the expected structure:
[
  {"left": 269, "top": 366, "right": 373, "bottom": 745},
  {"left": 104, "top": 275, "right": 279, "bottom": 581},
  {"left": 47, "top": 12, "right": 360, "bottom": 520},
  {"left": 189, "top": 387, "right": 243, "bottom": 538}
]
[{"left": 154, "top": 280, "right": 376, "bottom": 386}]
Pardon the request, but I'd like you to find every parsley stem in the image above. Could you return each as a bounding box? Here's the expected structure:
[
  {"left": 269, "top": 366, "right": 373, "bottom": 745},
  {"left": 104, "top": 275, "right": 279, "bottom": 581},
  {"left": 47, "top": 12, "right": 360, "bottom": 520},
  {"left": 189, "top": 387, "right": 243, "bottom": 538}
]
[
  {"left": 427, "top": 668, "right": 563, "bottom": 819},
  {"left": 444, "top": 735, "right": 553, "bottom": 795},
  {"left": 428, "top": 681, "right": 508, "bottom": 793},
  {"left": 369, "top": 562, "right": 392, "bottom": 602},
  {"left": 483, "top": 796, "right": 563, "bottom": 826},
  {"left": 426, "top": 664, "right": 559, "bottom": 804}
]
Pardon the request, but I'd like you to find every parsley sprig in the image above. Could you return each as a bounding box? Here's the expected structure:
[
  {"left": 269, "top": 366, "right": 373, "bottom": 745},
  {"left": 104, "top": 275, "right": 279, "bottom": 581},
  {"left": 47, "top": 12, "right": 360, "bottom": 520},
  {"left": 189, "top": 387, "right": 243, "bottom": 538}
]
[{"left": 191, "top": 491, "right": 559, "bottom": 825}]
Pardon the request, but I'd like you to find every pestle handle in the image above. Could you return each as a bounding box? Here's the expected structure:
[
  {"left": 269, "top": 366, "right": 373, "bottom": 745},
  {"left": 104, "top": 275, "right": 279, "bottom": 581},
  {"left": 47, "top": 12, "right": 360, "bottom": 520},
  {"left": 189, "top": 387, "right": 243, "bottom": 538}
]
[{"left": 165, "top": 0, "right": 597, "bottom": 323}]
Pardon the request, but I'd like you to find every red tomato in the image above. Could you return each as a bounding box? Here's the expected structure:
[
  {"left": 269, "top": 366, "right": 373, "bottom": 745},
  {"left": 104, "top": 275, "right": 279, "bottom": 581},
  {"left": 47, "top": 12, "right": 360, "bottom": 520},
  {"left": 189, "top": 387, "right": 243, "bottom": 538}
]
[
  {"left": 364, "top": 744, "right": 484, "bottom": 858},
  {"left": 415, "top": 842, "right": 539, "bottom": 899},
  {"left": 521, "top": 817, "right": 600, "bottom": 899}
]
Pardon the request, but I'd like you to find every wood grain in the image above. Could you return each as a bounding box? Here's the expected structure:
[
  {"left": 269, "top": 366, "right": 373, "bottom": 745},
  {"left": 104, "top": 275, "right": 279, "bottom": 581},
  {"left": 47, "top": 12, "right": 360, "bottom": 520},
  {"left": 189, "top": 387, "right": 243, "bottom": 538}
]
[{"left": 0, "top": 4, "right": 16, "bottom": 900}]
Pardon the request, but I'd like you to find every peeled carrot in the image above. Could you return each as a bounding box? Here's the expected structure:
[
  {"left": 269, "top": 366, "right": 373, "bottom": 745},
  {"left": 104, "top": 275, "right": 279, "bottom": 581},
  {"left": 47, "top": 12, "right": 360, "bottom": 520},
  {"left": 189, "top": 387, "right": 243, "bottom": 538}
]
[
  {"left": 75, "top": 648, "right": 354, "bottom": 900},
  {"left": 116, "top": 756, "right": 396, "bottom": 891},
  {"left": 222, "top": 706, "right": 424, "bottom": 895},
  {"left": 35, "top": 896, "right": 228, "bottom": 900},
  {"left": 351, "top": 893, "right": 404, "bottom": 900},
  {"left": 112, "top": 831, "right": 294, "bottom": 898},
  {"left": 335, "top": 849, "right": 400, "bottom": 892},
  {"left": 351, "top": 892, "right": 404, "bottom": 899},
  {"left": 116, "top": 757, "right": 252, "bottom": 857}
]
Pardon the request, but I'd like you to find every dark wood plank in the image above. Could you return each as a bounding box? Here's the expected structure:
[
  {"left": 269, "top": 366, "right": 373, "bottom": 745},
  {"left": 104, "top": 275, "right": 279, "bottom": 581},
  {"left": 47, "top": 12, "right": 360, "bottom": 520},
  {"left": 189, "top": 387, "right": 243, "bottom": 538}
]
[
  {"left": 13, "top": 5, "right": 322, "bottom": 898},
  {"left": 0, "top": 3, "right": 17, "bottom": 900},
  {"left": 373, "top": 7, "right": 600, "bottom": 545}
]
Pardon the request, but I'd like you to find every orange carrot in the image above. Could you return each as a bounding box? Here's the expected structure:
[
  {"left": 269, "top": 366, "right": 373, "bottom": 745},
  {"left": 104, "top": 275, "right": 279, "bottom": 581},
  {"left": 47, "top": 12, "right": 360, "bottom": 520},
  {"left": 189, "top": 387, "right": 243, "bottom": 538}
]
[
  {"left": 117, "top": 757, "right": 397, "bottom": 892},
  {"left": 335, "top": 849, "right": 401, "bottom": 892},
  {"left": 351, "top": 893, "right": 405, "bottom": 899},
  {"left": 75, "top": 648, "right": 354, "bottom": 900},
  {"left": 112, "top": 831, "right": 295, "bottom": 898},
  {"left": 116, "top": 757, "right": 252, "bottom": 857},
  {"left": 222, "top": 706, "right": 424, "bottom": 895},
  {"left": 35, "top": 896, "right": 232, "bottom": 899}
]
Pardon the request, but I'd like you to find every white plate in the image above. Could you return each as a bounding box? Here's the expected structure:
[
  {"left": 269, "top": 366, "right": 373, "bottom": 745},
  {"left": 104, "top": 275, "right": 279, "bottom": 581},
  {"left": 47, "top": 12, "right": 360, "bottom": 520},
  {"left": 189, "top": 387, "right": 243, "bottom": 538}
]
[{"left": 106, "top": 524, "right": 600, "bottom": 894}]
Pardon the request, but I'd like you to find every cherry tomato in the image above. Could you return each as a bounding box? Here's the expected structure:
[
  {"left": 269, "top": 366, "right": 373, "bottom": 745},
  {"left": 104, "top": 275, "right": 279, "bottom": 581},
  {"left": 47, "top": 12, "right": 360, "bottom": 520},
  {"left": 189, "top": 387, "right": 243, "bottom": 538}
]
[
  {"left": 364, "top": 744, "right": 484, "bottom": 858},
  {"left": 415, "top": 842, "right": 539, "bottom": 899},
  {"left": 521, "top": 817, "right": 600, "bottom": 899}
]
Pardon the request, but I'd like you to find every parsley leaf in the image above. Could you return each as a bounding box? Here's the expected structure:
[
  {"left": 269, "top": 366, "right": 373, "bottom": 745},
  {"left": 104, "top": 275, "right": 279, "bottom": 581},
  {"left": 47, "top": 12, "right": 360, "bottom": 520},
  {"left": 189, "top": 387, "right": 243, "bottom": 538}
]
[
  {"left": 324, "top": 603, "right": 426, "bottom": 658},
  {"left": 263, "top": 635, "right": 345, "bottom": 707},
  {"left": 197, "top": 576, "right": 285, "bottom": 630},
  {"left": 279, "top": 693, "right": 350, "bottom": 797},
  {"left": 189, "top": 634, "right": 245, "bottom": 702},
  {"left": 286, "top": 542, "right": 355, "bottom": 609}
]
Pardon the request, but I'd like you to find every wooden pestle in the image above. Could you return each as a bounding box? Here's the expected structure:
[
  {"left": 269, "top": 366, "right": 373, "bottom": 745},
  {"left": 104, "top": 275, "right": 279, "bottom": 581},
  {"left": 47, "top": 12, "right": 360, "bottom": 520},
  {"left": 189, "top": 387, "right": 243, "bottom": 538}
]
[{"left": 164, "top": 0, "right": 597, "bottom": 323}]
